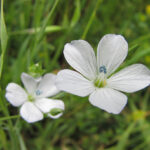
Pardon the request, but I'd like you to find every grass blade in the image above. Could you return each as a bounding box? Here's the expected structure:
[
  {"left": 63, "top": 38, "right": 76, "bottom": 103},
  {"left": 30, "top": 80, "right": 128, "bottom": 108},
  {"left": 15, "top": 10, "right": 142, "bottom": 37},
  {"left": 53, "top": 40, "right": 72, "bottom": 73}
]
[{"left": 0, "top": 0, "right": 8, "bottom": 79}]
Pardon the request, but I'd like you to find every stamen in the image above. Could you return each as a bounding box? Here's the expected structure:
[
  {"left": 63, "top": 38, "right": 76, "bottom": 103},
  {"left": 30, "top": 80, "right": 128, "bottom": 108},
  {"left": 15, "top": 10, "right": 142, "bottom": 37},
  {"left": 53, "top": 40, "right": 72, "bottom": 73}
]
[
  {"left": 99, "top": 65, "right": 107, "bottom": 74},
  {"left": 36, "top": 90, "right": 42, "bottom": 96},
  {"left": 94, "top": 79, "right": 107, "bottom": 88},
  {"left": 94, "top": 69, "right": 107, "bottom": 88}
]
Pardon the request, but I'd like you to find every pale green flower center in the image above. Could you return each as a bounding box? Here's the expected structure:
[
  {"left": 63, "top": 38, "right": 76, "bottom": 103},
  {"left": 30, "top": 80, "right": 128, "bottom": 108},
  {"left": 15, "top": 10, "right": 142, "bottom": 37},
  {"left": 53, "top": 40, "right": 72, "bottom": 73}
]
[
  {"left": 28, "top": 94, "right": 35, "bottom": 102},
  {"left": 94, "top": 65, "right": 107, "bottom": 88},
  {"left": 27, "top": 90, "right": 42, "bottom": 102},
  {"left": 94, "top": 78, "right": 107, "bottom": 88}
]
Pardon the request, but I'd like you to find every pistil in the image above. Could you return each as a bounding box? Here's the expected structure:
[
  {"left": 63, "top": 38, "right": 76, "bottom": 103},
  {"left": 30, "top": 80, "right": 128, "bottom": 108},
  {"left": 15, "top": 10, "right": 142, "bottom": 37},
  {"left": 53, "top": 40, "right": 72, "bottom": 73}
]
[{"left": 28, "top": 94, "right": 34, "bottom": 102}]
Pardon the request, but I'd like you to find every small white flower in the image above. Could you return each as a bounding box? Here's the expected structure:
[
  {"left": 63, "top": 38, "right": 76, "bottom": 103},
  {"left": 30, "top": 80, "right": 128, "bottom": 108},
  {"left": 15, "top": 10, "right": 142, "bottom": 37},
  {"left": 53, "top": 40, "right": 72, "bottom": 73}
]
[
  {"left": 5, "top": 73, "right": 65, "bottom": 123},
  {"left": 56, "top": 34, "right": 150, "bottom": 114}
]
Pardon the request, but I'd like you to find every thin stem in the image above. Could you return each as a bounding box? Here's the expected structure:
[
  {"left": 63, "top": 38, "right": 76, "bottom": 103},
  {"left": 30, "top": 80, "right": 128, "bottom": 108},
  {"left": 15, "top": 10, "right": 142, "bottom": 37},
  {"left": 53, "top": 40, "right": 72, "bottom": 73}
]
[
  {"left": 81, "top": 0, "right": 102, "bottom": 39},
  {"left": 0, "top": 115, "right": 20, "bottom": 122}
]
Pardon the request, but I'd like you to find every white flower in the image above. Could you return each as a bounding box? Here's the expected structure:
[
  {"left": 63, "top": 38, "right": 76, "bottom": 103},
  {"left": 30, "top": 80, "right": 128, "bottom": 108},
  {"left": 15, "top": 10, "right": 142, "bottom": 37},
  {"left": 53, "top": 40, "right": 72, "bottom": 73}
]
[
  {"left": 56, "top": 34, "right": 150, "bottom": 114},
  {"left": 5, "top": 73, "right": 65, "bottom": 123}
]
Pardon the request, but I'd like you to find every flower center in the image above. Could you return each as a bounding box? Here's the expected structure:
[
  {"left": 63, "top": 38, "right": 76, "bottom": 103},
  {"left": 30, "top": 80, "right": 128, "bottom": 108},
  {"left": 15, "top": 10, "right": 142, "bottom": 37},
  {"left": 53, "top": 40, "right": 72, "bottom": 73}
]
[
  {"left": 27, "top": 90, "right": 42, "bottom": 102},
  {"left": 94, "top": 78, "right": 107, "bottom": 88},
  {"left": 28, "top": 94, "right": 35, "bottom": 102},
  {"left": 94, "top": 65, "right": 107, "bottom": 88},
  {"left": 35, "top": 90, "right": 42, "bottom": 96}
]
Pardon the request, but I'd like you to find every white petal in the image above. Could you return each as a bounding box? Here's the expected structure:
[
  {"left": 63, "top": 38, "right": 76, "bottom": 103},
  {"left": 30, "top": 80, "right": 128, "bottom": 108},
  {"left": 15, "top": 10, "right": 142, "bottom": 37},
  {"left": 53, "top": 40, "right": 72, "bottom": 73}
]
[
  {"left": 35, "top": 98, "right": 64, "bottom": 113},
  {"left": 35, "top": 98, "right": 64, "bottom": 119},
  {"left": 97, "top": 34, "right": 128, "bottom": 76},
  {"left": 35, "top": 77, "right": 42, "bottom": 82},
  {"left": 89, "top": 88, "right": 127, "bottom": 114},
  {"left": 56, "top": 69, "right": 95, "bottom": 97},
  {"left": 36, "top": 73, "right": 60, "bottom": 98},
  {"left": 5, "top": 83, "right": 27, "bottom": 107},
  {"left": 64, "top": 40, "right": 97, "bottom": 80},
  {"left": 48, "top": 112, "right": 63, "bottom": 119},
  {"left": 20, "top": 102, "right": 43, "bottom": 123},
  {"left": 21, "top": 72, "right": 38, "bottom": 94},
  {"left": 107, "top": 64, "right": 150, "bottom": 93}
]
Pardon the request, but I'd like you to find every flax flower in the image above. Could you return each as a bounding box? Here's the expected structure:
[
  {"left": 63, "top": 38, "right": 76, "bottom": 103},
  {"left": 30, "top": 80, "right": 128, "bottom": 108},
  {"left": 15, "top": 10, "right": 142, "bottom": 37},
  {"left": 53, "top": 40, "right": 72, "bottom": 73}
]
[
  {"left": 56, "top": 34, "right": 150, "bottom": 114},
  {"left": 6, "top": 73, "right": 65, "bottom": 123}
]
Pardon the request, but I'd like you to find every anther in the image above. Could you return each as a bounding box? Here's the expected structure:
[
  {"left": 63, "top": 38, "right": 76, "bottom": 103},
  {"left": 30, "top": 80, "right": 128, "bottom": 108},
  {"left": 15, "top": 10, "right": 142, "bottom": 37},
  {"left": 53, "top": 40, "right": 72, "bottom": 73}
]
[
  {"left": 36, "top": 90, "right": 42, "bottom": 96},
  {"left": 99, "top": 65, "right": 107, "bottom": 74}
]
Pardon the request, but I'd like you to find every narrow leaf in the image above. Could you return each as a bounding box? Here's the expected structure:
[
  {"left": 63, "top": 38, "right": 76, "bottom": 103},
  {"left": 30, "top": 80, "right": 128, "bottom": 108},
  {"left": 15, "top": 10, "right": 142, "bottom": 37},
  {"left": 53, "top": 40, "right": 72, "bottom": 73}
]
[
  {"left": 0, "top": 0, "right": 8, "bottom": 78},
  {"left": 0, "top": 0, "right": 8, "bottom": 52}
]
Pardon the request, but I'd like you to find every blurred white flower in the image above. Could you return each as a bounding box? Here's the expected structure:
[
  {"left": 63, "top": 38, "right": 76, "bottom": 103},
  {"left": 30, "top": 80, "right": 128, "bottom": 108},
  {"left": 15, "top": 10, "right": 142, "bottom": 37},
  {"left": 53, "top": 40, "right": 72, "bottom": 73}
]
[
  {"left": 5, "top": 73, "right": 65, "bottom": 123},
  {"left": 56, "top": 34, "right": 150, "bottom": 114}
]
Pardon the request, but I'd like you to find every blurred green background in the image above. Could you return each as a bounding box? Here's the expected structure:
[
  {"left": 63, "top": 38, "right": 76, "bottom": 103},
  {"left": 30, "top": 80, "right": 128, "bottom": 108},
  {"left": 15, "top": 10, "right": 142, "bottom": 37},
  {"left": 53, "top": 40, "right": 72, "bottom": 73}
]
[{"left": 0, "top": 0, "right": 150, "bottom": 149}]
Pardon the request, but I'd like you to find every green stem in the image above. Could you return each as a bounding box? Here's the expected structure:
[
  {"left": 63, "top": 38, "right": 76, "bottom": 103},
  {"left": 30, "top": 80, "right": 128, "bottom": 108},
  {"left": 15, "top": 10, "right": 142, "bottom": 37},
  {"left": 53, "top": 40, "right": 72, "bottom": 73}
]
[
  {"left": 81, "top": 0, "right": 102, "bottom": 39},
  {"left": 0, "top": 115, "right": 20, "bottom": 122},
  {"left": 10, "top": 25, "right": 64, "bottom": 35}
]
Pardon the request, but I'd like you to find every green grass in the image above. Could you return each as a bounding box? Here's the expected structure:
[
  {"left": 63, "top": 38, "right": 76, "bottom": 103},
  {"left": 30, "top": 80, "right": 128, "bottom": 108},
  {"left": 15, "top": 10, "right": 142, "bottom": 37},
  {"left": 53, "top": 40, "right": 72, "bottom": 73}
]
[{"left": 0, "top": 0, "right": 150, "bottom": 149}]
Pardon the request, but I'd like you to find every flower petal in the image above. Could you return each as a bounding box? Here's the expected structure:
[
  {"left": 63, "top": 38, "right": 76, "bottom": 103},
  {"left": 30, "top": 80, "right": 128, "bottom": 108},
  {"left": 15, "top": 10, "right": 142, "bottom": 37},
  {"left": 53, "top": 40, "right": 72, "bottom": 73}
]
[
  {"left": 64, "top": 40, "right": 97, "bottom": 80},
  {"left": 36, "top": 73, "right": 60, "bottom": 98},
  {"left": 20, "top": 102, "right": 43, "bottom": 123},
  {"left": 56, "top": 69, "right": 95, "bottom": 97},
  {"left": 21, "top": 72, "right": 38, "bottom": 94},
  {"left": 5, "top": 83, "right": 27, "bottom": 107},
  {"left": 107, "top": 64, "right": 150, "bottom": 93},
  {"left": 89, "top": 88, "right": 127, "bottom": 114},
  {"left": 35, "top": 98, "right": 64, "bottom": 119},
  {"left": 97, "top": 34, "right": 128, "bottom": 76}
]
